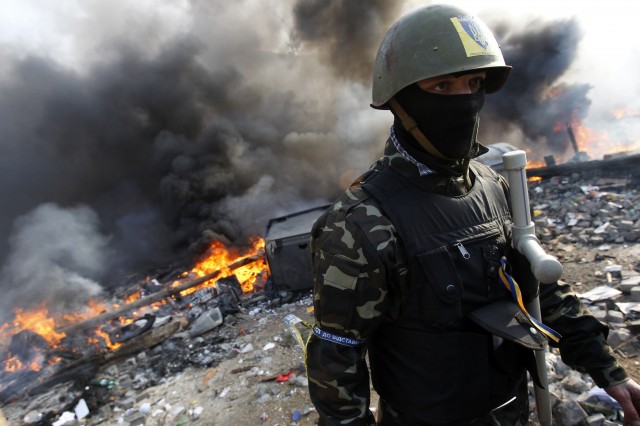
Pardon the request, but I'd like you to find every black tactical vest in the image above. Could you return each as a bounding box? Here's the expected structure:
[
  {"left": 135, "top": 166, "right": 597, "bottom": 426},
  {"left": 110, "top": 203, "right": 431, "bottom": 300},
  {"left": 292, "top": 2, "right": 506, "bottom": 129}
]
[{"left": 362, "top": 160, "right": 535, "bottom": 423}]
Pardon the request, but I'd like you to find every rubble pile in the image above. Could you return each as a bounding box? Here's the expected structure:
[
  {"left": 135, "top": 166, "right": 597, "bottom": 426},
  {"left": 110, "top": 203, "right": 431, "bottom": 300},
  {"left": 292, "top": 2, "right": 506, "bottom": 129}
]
[
  {"left": 530, "top": 173, "right": 640, "bottom": 246},
  {"left": 528, "top": 170, "right": 640, "bottom": 425},
  {"left": 2, "top": 282, "right": 316, "bottom": 426}
]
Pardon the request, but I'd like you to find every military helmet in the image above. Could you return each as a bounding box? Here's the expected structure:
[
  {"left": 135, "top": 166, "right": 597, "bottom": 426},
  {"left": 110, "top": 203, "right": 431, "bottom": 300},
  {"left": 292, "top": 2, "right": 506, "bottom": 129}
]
[{"left": 371, "top": 4, "right": 511, "bottom": 108}]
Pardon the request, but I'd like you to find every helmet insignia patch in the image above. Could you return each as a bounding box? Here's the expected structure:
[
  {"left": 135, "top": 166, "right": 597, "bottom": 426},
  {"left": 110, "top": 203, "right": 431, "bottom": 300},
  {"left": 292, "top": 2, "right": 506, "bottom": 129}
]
[{"left": 450, "top": 16, "right": 499, "bottom": 58}]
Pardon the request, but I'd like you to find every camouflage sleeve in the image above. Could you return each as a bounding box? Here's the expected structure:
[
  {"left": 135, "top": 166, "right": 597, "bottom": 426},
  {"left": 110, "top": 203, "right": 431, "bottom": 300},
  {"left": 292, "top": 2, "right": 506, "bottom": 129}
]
[
  {"left": 539, "top": 280, "right": 628, "bottom": 388},
  {"left": 306, "top": 188, "right": 397, "bottom": 425}
]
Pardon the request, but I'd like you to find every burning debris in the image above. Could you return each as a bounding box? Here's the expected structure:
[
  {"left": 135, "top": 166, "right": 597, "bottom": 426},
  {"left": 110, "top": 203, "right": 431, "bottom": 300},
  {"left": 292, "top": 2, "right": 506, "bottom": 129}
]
[
  {"left": 0, "top": 238, "right": 268, "bottom": 406},
  {"left": 528, "top": 148, "right": 640, "bottom": 182},
  {"left": 564, "top": 124, "right": 591, "bottom": 163}
]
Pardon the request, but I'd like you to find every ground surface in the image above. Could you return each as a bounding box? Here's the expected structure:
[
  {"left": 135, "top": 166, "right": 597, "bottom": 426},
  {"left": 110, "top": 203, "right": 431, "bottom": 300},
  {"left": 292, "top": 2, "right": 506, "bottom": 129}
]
[
  {"left": 3, "top": 242, "right": 640, "bottom": 426},
  {"left": 112, "top": 297, "right": 323, "bottom": 426},
  {"left": 552, "top": 242, "right": 640, "bottom": 382}
]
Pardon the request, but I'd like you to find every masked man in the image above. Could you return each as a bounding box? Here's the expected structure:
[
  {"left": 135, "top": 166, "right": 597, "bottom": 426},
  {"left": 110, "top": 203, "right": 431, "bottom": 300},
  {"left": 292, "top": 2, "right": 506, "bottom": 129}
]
[{"left": 306, "top": 3, "right": 640, "bottom": 425}]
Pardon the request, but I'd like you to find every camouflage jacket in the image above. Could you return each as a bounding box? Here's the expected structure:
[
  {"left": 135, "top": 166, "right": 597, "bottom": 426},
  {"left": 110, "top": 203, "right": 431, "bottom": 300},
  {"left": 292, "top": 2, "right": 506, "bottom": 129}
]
[{"left": 306, "top": 138, "right": 628, "bottom": 425}]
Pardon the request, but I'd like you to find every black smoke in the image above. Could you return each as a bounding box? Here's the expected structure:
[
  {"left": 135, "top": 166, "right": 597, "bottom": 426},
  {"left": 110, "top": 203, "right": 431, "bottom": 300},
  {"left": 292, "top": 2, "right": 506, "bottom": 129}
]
[
  {"left": 480, "top": 17, "right": 591, "bottom": 157},
  {"left": 292, "top": 0, "right": 403, "bottom": 82},
  {"left": 0, "top": 0, "right": 394, "bottom": 314}
]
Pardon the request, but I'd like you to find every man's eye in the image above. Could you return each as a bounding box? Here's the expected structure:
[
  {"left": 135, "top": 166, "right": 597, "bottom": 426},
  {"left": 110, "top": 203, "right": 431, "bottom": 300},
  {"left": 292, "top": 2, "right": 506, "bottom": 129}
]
[{"left": 470, "top": 77, "right": 485, "bottom": 88}]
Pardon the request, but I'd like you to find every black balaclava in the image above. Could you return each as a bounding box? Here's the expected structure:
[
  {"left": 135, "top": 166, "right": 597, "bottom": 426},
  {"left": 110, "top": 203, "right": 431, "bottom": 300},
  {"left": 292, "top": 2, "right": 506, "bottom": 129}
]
[{"left": 392, "top": 83, "right": 485, "bottom": 176}]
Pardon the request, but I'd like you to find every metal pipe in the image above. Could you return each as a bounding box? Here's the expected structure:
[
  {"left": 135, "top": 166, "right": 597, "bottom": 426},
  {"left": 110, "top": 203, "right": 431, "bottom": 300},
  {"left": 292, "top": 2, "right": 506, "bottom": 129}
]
[
  {"left": 566, "top": 124, "right": 580, "bottom": 155},
  {"left": 502, "top": 150, "right": 563, "bottom": 426}
]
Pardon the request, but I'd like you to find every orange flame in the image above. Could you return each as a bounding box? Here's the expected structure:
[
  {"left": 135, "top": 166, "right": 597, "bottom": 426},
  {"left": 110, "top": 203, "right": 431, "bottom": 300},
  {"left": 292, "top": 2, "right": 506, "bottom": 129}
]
[
  {"left": 184, "top": 236, "right": 267, "bottom": 294},
  {"left": 526, "top": 160, "right": 546, "bottom": 169},
  {"left": 4, "top": 353, "right": 44, "bottom": 372},
  {"left": 94, "top": 328, "right": 122, "bottom": 351},
  {"left": 10, "top": 304, "right": 66, "bottom": 347},
  {"left": 1, "top": 305, "right": 61, "bottom": 372},
  {"left": 544, "top": 110, "right": 640, "bottom": 163},
  {"left": 1, "top": 237, "right": 269, "bottom": 374}
]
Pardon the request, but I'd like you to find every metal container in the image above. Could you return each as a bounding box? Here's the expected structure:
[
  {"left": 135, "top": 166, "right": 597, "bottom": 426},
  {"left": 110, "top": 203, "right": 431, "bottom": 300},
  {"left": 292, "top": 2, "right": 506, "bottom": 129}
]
[{"left": 264, "top": 204, "right": 330, "bottom": 291}]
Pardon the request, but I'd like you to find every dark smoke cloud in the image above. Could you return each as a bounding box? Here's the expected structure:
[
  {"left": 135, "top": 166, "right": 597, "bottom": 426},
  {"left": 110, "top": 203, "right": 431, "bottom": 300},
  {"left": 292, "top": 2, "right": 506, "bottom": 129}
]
[
  {"left": 0, "top": 0, "right": 391, "bottom": 312},
  {"left": 292, "top": 0, "right": 403, "bottom": 82},
  {"left": 480, "top": 17, "right": 591, "bottom": 158}
]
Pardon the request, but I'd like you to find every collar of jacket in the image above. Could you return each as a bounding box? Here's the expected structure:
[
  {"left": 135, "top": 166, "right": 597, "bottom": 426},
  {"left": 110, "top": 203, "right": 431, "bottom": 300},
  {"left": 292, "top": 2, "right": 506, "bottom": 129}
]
[{"left": 381, "top": 138, "right": 477, "bottom": 196}]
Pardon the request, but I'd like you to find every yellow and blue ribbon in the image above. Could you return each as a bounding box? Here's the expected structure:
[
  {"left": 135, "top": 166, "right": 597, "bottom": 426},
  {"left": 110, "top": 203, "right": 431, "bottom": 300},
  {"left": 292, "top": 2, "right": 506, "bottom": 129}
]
[{"left": 499, "top": 256, "right": 562, "bottom": 343}]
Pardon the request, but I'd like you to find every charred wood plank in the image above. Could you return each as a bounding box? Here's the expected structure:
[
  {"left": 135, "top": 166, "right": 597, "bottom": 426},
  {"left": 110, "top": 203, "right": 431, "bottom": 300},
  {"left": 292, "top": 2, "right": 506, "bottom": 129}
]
[
  {"left": 1, "top": 319, "right": 182, "bottom": 404},
  {"left": 103, "top": 318, "right": 181, "bottom": 362},
  {"left": 59, "top": 252, "right": 263, "bottom": 334}
]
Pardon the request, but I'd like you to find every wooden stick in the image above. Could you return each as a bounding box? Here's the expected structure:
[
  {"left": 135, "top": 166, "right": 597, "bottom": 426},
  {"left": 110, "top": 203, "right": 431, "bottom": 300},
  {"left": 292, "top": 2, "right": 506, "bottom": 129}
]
[{"left": 60, "top": 252, "right": 264, "bottom": 334}]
